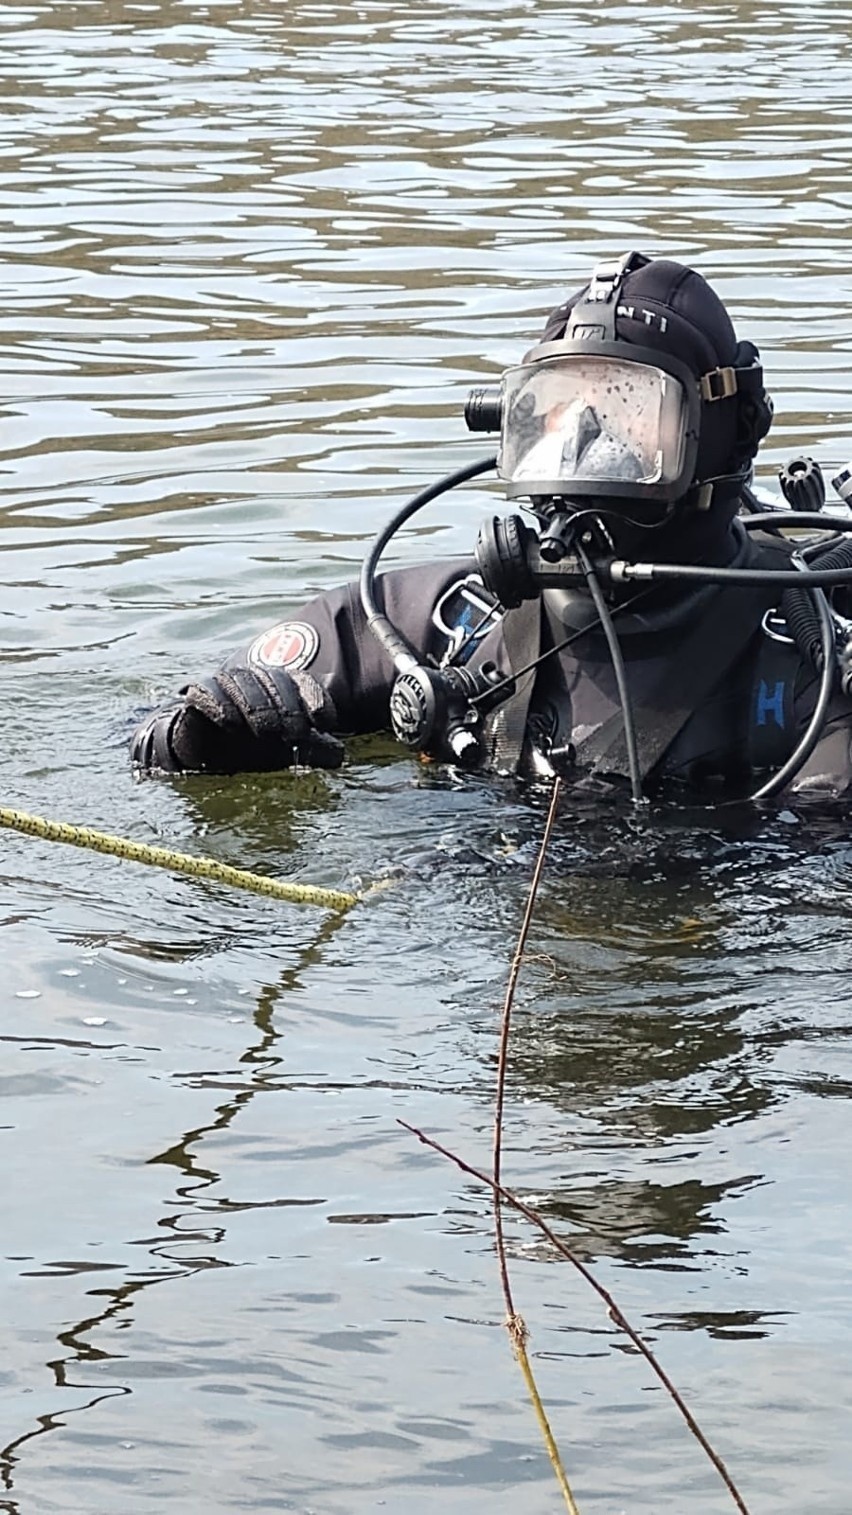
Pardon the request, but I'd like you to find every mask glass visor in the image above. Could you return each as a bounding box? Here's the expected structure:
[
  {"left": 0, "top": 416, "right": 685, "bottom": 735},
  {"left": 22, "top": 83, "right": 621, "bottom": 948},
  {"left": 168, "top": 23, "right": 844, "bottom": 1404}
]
[{"left": 498, "top": 355, "right": 691, "bottom": 493}]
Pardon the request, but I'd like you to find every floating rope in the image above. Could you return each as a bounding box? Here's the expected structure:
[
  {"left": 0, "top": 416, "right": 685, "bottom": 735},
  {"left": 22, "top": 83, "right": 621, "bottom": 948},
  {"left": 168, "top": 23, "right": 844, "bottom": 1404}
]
[{"left": 0, "top": 805, "right": 358, "bottom": 911}]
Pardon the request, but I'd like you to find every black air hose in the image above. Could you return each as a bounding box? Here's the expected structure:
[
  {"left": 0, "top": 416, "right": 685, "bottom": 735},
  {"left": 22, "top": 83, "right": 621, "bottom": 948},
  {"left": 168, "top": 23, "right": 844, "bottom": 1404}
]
[
  {"left": 781, "top": 585, "right": 826, "bottom": 670},
  {"left": 781, "top": 536, "right": 852, "bottom": 670}
]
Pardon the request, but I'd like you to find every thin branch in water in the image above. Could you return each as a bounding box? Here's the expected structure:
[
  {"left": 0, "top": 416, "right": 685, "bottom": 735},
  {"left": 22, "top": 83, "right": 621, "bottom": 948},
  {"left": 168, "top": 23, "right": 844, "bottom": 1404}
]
[
  {"left": 399, "top": 1118, "right": 753, "bottom": 1515},
  {"left": 493, "top": 775, "right": 563, "bottom": 1310},
  {"left": 491, "top": 777, "right": 580, "bottom": 1514}
]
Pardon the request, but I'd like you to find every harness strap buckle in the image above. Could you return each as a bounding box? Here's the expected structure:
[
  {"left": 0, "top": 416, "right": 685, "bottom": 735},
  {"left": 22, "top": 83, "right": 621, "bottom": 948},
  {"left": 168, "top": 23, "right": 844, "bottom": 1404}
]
[
  {"left": 700, "top": 365, "right": 739, "bottom": 402},
  {"left": 587, "top": 251, "right": 648, "bottom": 305}
]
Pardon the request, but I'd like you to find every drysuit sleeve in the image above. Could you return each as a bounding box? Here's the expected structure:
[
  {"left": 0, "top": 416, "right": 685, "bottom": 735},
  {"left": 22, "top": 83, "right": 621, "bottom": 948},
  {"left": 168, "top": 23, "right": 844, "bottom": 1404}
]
[{"left": 131, "top": 559, "right": 479, "bottom": 775}]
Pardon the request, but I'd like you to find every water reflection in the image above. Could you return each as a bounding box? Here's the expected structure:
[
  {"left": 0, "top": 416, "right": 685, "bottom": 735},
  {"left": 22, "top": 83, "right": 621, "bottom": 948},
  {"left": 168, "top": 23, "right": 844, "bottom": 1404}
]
[
  {"left": 3, "top": 0, "right": 852, "bottom": 1509},
  {"left": 0, "top": 904, "right": 348, "bottom": 1506},
  {"left": 448, "top": 802, "right": 852, "bottom": 1291}
]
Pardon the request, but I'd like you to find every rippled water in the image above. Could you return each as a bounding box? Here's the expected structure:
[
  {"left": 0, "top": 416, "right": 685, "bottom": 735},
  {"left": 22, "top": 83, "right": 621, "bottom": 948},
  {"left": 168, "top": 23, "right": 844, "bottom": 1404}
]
[{"left": 3, "top": 1, "right": 852, "bottom": 1511}]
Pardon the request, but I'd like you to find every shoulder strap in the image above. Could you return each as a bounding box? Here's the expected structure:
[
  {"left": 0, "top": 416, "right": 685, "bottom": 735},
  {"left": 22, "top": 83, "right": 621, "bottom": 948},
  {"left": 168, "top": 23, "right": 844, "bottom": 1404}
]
[{"left": 480, "top": 597, "right": 542, "bottom": 774}]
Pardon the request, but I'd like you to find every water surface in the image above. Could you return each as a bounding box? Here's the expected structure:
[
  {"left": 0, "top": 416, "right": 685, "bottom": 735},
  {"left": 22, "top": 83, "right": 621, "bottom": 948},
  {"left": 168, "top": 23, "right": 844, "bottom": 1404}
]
[{"left": 3, "top": 2, "right": 852, "bottom": 1511}]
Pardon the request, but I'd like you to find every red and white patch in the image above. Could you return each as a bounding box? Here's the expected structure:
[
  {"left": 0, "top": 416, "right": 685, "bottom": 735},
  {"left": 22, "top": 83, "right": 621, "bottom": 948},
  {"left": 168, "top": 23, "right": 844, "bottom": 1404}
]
[{"left": 248, "top": 620, "right": 319, "bottom": 672}]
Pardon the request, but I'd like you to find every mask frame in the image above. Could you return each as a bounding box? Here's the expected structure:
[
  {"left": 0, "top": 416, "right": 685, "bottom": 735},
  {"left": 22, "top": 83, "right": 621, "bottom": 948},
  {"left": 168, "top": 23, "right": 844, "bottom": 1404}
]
[{"left": 499, "top": 339, "right": 702, "bottom": 507}]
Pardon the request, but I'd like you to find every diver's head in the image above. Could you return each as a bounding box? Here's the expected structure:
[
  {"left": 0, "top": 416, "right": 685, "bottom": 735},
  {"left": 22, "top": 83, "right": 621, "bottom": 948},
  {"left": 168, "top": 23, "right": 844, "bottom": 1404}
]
[{"left": 497, "top": 252, "right": 773, "bottom": 554}]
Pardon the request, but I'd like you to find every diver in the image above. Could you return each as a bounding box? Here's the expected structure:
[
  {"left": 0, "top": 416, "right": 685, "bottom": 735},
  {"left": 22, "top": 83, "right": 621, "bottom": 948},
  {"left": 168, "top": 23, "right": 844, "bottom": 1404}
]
[{"left": 131, "top": 252, "right": 852, "bottom": 803}]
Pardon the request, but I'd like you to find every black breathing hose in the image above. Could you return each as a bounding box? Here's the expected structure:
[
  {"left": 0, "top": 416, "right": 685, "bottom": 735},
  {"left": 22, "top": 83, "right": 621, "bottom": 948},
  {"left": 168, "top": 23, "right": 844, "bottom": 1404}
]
[
  {"left": 575, "top": 542, "right": 645, "bottom": 806},
  {"left": 781, "top": 586, "right": 825, "bottom": 671},
  {"left": 361, "top": 463, "right": 852, "bottom": 803},
  {"left": 610, "top": 511, "right": 852, "bottom": 592},
  {"left": 359, "top": 455, "right": 497, "bottom": 672},
  {"left": 782, "top": 537, "right": 852, "bottom": 670},
  {"left": 613, "top": 559, "right": 852, "bottom": 590}
]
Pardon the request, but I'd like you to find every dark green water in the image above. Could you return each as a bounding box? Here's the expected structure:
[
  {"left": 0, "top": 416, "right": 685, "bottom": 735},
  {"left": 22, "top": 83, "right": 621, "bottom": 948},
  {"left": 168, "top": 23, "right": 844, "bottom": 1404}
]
[{"left": 3, "top": 1, "right": 852, "bottom": 1509}]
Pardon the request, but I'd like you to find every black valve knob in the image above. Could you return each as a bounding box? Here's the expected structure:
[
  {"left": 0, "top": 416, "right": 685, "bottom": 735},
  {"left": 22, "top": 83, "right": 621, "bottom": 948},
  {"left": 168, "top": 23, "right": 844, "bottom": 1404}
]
[{"left": 779, "top": 456, "right": 825, "bottom": 512}]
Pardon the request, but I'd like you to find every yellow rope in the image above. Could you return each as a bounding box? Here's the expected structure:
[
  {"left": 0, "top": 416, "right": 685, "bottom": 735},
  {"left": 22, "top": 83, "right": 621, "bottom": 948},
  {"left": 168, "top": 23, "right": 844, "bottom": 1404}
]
[
  {"left": 0, "top": 805, "right": 358, "bottom": 911},
  {"left": 507, "top": 1314, "right": 582, "bottom": 1515}
]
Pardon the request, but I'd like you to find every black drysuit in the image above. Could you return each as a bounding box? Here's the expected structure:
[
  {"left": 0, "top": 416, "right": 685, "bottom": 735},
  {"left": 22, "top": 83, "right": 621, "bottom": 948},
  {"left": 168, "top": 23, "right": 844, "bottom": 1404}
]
[{"left": 131, "top": 517, "right": 852, "bottom": 800}]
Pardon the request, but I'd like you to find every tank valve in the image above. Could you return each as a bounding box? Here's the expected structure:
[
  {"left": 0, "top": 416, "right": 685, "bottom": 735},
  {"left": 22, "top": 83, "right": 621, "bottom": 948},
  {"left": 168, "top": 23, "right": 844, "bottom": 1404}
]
[
  {"left": 831, "top": 462, "right": 852, "bottom": 508},
  {"left": 779, "top": 456, "right": 825, "bottom": 512}
]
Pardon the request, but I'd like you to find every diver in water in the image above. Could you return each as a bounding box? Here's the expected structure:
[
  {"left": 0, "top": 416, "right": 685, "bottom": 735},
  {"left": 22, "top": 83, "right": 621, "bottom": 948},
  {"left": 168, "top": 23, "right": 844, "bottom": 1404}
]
[{"left": 131, "top": 252, "right": 852, "bottom": 802}]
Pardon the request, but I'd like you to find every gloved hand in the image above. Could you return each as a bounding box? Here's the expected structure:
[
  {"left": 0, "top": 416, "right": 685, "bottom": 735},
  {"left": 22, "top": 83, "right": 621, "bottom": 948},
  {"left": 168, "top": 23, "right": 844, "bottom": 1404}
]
[{"left": 131, "top": 664, "right": 344, "bottom": 775}]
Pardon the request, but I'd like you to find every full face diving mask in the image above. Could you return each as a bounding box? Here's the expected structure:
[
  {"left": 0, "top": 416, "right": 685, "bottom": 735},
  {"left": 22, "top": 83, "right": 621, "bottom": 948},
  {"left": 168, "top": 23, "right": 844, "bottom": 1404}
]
[{"left": 483, "top": 341, "right": 703, "bottom": 509}]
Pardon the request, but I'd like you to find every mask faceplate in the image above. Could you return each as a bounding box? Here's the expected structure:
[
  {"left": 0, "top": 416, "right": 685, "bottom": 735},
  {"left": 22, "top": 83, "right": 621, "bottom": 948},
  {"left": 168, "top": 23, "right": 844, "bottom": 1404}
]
[{"left": 499, "top": 352, "right": 694, "bottom": 503}]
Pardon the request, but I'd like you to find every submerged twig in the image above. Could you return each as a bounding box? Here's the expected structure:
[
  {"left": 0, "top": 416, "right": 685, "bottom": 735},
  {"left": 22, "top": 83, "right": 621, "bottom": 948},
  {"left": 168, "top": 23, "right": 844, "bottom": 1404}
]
[
  {"left": 489, "top": 776, "right": 581, "bottom": 1513},
  {"left": 399, "top": 1118, "right": 753, "bottom": 1515},
  {"left": 493, "top": 775, "right": 564, "bottom": 1305}
]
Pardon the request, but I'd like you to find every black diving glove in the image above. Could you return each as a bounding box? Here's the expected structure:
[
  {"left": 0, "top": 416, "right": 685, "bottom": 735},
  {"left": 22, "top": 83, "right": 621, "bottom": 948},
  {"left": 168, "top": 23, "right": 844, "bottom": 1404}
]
[{"left": 131, "top": 664, "right": 345, "bottom": 775}]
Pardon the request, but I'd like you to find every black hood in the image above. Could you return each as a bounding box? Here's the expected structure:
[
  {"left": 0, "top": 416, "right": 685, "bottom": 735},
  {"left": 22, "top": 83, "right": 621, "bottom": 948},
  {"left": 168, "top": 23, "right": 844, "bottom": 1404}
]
[{"left": 540, "top": 257, "right": 772, "bottom": 542}]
